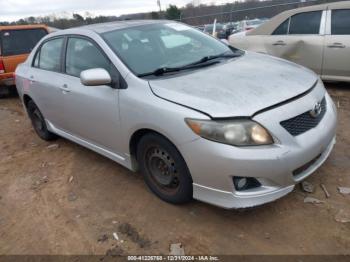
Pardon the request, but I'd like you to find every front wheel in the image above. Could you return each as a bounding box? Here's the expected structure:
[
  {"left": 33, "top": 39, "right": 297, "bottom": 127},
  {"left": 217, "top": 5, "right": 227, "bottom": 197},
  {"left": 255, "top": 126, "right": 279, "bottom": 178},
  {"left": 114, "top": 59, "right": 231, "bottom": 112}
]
[{"left": 137, "top": 133, "right": 193, "bottom": 204}]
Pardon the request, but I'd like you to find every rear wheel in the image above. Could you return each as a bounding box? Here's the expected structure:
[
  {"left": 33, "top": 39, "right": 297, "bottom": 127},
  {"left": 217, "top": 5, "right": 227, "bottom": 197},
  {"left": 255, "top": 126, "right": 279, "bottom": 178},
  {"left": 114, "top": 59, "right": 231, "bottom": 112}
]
[
  {"left": 27, "top": 100, "right": 57, "bottom": 141},
  {"left": 137, "top": 133, "right": 193, "bottom": 204}
]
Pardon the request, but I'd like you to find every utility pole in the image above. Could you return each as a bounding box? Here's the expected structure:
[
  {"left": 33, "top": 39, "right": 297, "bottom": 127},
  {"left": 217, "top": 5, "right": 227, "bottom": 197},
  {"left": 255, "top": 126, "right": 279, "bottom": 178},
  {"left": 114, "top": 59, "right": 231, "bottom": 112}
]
[
  {"left": 157, "top": 0, "right": 162, "bottom": 13},
  {"left": 230, "top": 2, "right": 234, "bottom": 22}
]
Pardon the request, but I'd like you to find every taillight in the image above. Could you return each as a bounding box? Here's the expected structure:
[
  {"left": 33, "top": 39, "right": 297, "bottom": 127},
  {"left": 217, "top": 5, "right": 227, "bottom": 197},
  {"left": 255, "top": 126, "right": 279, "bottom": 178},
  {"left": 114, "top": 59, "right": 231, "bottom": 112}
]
[
  {"left": 245, "top": 27, "right": 253, "bottom": 31},
  {"left": 0, "top": 59, "right": 5, "bottom": 74}
]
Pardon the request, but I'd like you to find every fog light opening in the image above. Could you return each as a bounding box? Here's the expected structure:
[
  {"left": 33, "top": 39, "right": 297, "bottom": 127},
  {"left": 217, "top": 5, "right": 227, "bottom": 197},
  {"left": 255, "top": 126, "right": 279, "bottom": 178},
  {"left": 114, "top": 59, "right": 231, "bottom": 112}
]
[{"left": 233, "top": 177, "right": 261, "bottom": 191}]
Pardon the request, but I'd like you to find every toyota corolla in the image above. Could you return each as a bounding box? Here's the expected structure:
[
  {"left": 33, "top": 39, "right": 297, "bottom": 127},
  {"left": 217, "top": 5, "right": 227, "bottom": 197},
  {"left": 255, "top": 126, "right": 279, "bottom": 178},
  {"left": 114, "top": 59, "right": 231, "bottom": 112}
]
[{"left": 15, "top": 20, "right": 337, "bottom": 208}]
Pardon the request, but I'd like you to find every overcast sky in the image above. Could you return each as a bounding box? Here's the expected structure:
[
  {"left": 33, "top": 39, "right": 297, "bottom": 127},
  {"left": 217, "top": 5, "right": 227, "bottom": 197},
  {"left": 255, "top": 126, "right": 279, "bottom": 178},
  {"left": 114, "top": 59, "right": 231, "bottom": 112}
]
[{"left": 0, "top": 0, "right": 232, "bottom": 21}]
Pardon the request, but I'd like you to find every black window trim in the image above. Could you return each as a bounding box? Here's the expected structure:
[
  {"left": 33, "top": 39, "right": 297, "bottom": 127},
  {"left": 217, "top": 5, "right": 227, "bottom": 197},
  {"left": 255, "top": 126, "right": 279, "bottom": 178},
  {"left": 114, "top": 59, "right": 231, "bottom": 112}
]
[
  {"left": 63, "top": 34, "right": 127, "bottom": 89},
  {"left": 63, "top": 35, "right": 111, "bottom": 77},
  {"left": 32, "top": 34, "right": 127, "bottom": 89},
  {"left": 32, "top": 36, "right": 66, "bottom": 74},
  {"left": 0, "top": 31, "right": 4, "bottom": 56}
]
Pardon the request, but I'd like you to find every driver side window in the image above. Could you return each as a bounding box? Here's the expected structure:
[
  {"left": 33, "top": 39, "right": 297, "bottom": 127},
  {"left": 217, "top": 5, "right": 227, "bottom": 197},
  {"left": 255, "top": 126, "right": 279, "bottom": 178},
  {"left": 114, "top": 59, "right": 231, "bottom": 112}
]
[{"left": 65, "top": 37, "right": 111, "bottom": 77}]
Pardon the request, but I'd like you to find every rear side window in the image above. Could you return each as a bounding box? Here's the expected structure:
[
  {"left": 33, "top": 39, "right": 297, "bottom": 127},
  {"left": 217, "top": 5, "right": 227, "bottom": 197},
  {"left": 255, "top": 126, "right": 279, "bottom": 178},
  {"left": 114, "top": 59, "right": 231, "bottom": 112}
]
[
  {"left": 0, "top": 28, "right": 47, "bottom": 56},
  {"left": 65, "top": 37, "right": 111, "bottom": 77},
  {"left": 272, "top": 19, "right": 289, "bottom": 35},
  {"left": 34, "top": 38, "right": 64, "bottom": 72},
  {"left": 289, "top": 11, "right": 322, "bottom": 35},
  {"left": 331, "top": 9, "right": 350, "bottom": 35}
]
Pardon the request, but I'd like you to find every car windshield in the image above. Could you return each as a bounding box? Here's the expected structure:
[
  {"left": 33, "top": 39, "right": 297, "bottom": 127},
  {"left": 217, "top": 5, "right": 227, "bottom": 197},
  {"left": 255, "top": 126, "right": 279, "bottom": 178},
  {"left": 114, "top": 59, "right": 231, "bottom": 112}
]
[{"left": 102, "top": 22, "right": 237, "bottom": 76}]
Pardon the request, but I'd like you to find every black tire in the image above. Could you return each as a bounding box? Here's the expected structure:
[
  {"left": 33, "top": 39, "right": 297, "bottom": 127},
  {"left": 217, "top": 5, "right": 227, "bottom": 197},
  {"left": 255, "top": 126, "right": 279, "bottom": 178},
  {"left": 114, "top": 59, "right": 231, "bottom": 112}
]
[
  {"left": 137, "top": 133, "right": 193, "bottom": 204},
  {"left": 27, "top": 100, "right": 57, "bottom": 141}
]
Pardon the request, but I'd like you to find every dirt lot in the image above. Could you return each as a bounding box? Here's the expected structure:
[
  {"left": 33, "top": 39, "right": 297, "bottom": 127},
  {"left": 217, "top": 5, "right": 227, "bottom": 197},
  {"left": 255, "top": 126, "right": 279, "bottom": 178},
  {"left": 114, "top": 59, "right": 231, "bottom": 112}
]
[{"left": 0, "top": 83, "right": 349, "bottom": 256}]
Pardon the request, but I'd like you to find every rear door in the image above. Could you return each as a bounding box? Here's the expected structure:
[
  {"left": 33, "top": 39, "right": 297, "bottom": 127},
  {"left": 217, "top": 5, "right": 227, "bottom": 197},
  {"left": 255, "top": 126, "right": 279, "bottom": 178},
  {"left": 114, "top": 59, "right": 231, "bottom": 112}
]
[
  {"left": 0, "top": 28, "right": 47, "bottom": 73},
  {"left": 265, "top": 10, "right": 325, "bottom": 74},
  {"left": 322, "top": 9, "right": 350, "bottom": 81},
  {"left": 29, "top": 37, "right": 69, "bottom": 131}
]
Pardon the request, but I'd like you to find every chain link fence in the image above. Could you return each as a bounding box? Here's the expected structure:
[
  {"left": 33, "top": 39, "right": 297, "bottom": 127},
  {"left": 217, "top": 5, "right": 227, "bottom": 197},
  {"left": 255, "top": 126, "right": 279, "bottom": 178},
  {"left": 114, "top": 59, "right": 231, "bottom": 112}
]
[{"left": 178, "top": 0, "right": 338, "bottom": 25}]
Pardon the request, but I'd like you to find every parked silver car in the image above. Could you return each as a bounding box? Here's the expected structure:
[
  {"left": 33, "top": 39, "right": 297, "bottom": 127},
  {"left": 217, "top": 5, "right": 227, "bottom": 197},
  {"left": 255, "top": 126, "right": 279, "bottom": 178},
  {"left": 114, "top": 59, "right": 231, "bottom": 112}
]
[{"left": 15, "top": 20, "right": 337, "bottom": 209}]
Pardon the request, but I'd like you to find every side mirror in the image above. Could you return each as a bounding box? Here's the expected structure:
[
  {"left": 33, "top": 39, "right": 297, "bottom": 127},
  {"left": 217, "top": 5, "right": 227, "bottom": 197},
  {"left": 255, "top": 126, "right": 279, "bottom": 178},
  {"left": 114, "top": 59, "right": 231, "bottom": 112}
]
[{"left": 80, "top": 68, "right": 112, "bottom": 86}]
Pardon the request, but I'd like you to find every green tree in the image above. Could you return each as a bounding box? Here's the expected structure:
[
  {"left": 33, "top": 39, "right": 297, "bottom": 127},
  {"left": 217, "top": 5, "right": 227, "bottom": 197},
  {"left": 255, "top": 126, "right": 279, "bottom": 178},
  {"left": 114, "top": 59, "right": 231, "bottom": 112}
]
[
  {"left": 73, "top": 13, "right": 84, "bottom": 22},
  {"left": 26, "top": 16, "right": 36, "bottom": 24},
  {"left": 150, "top": 11, "right": 160, "bottom": 19},
  {"left": 165, "top": 5, "right": 181, "bottom": 20}
]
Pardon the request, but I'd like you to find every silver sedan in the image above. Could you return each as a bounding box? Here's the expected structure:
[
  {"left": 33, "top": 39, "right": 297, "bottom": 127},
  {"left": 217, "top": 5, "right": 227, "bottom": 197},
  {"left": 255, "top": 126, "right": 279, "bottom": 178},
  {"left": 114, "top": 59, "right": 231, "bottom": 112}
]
[{"left": 15, "top": 20, "right": 337, "bottom": 209}]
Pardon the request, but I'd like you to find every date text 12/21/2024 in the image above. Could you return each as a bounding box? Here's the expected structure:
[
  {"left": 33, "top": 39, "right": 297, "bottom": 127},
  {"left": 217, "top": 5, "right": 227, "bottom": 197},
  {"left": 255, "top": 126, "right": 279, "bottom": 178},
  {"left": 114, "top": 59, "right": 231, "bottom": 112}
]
[{"left": 127, "top": 256, "right": 220, "bottom": 261}]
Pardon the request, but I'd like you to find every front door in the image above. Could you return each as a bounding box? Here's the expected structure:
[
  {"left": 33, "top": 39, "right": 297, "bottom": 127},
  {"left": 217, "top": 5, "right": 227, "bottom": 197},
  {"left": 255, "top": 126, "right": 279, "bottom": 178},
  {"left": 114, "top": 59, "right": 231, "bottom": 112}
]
[{"left": 61, "top": 36, "right": 123, "bottom": 154}]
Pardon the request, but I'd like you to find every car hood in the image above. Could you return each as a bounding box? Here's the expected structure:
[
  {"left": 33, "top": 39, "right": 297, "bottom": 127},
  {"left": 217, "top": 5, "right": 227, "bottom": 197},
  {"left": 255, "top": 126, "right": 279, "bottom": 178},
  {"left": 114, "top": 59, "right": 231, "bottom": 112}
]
[{"left": 149, "top": 52, "right": 318, "bottom": 118}]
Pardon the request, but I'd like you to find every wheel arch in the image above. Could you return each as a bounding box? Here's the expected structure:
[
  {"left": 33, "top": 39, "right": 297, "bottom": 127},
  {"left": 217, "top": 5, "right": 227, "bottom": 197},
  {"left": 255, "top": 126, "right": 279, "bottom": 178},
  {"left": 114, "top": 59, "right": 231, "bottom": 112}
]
[
  {"left": 23, "top": 94, "right": 34, "bottom": 109},
  {"left": 129, "top": 128, "right": 185, "bottom": 171}
]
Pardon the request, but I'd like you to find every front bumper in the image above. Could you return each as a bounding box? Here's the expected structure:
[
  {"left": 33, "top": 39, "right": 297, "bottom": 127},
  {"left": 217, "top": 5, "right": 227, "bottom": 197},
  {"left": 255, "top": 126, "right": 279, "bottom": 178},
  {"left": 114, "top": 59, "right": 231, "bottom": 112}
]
[{"left": 179, "top": 85, "right": 337, "bottom": 209}]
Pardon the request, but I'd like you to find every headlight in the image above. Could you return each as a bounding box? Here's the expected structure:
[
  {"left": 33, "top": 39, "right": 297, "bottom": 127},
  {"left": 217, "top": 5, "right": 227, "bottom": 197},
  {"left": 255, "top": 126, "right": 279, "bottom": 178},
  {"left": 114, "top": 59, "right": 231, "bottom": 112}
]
[{"left": 185, "top": 118, "right": 273, "bottom": 146}]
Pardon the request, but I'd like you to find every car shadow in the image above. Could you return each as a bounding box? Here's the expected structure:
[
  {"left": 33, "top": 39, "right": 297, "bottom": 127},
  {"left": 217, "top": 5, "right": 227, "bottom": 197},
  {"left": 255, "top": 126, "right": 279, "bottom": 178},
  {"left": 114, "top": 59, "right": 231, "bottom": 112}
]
[{"left": 0, "top": 86, "right": 18, "bottom": 99}]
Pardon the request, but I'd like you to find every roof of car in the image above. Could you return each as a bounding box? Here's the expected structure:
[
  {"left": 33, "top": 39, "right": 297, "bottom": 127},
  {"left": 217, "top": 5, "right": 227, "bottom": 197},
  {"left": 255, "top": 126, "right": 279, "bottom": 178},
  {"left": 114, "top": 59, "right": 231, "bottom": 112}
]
[
  {"left": 0, "top": 24, "right": 48, "bottom": 31},
  {"left": 248, "top": 0, "right": 350, "bottom": 35},
  {"left": 78, "top": 19, "right": 169, "bottom": 33}
]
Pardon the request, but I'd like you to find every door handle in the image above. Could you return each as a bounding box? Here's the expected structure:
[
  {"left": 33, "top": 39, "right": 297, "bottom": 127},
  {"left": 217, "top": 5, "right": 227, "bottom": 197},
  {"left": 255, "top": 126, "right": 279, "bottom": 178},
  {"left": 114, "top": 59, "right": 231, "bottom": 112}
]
[
  {"left": 29, "top": 75, "right": 36, "bottom": 83},
  {"left": 60, "top": 84, "right": 71, "bottom": 93},
  {"left": 327, "top": 43, "right": 346, "bottom": 48},
  {"left": 273, "top": 40, "right": 286, "bottom": 46}
]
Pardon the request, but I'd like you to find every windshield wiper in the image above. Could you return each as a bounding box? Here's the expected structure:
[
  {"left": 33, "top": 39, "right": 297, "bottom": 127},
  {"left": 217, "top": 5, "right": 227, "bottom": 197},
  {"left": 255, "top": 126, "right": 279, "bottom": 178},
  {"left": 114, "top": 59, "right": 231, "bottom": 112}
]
[
  {"left": 138, "top": 60, "right": 220, "bottom": 77},
  {"left": 138, "top": 52, "right": 241, "bottom": 77},
  {"left": 190, "top": 52, "right": 241, "bottom": 66}
]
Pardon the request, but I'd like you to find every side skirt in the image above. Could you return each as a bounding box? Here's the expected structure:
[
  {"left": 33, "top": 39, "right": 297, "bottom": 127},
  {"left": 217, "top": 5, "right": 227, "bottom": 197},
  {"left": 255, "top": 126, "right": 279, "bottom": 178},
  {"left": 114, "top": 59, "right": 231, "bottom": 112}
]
[{"left": 46, "top": 120, "right": 133, "bottom": 171}]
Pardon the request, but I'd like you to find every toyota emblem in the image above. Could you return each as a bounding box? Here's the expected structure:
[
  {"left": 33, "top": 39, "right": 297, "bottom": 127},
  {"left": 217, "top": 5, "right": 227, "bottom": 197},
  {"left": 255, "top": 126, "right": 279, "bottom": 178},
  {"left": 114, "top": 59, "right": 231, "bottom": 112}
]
[{"left": 310, "top": 102, "right": 322, "bottom": 118}]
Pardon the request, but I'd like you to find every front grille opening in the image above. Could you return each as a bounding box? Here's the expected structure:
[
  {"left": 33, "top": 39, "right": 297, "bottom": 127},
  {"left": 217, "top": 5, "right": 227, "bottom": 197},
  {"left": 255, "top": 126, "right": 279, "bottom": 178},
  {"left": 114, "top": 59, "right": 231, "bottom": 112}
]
[
  {"left": 293, "top": 154, "right": 322, "bottom": 178},
  {"left": 280, "top": 97, "right": 327, "bottom": 136}
]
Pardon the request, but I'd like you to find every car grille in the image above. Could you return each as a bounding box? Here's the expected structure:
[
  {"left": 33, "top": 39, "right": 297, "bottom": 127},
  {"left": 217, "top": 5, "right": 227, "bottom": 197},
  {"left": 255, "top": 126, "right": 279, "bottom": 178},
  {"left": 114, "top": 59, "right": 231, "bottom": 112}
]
[{"left": 280, "top": 97, "right": 327, "bottom": 136}]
